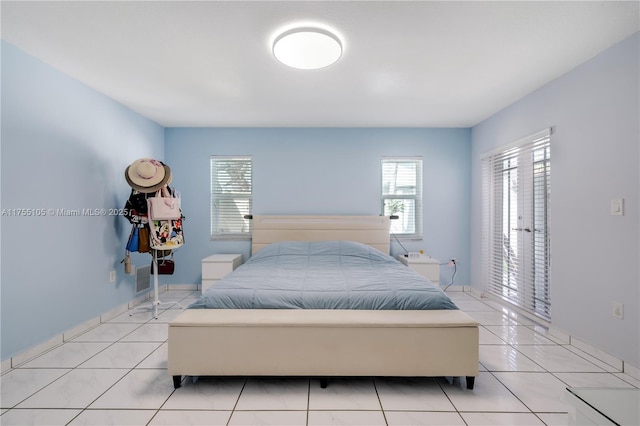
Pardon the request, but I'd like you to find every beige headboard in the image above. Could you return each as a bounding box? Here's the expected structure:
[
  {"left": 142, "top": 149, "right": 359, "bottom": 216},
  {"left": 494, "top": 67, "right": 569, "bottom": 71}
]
[{"left": 251, "top": 215, "right": 391, "bottom": 255}]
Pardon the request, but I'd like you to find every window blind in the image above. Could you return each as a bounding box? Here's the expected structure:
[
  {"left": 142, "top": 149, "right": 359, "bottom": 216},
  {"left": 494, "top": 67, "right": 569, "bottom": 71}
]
[
  {"left": 481, "top": 129, "right": 551, "bottom": 321},
  {"left": 381, "top": 157, "right": 422, "bottom": 238},
  {"left": 210, "top": 156, "right": 252, "bottom": 239}
]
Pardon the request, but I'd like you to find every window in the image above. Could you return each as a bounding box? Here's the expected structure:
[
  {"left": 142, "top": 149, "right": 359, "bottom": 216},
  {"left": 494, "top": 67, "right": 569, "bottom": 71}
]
[
  {"left": 381, "top": 157, "right": 422, "bottom": 239},
  {"left": 481, "top": 129, "right": 551, "bottom": 321},
  {"left": 210, "top": 156, "right": 252, "bottom": 239}
]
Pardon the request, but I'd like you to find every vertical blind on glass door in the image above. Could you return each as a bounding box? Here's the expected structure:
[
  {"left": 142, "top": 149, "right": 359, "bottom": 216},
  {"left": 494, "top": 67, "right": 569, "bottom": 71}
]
[{"left": 481, "top": 129, "right": 551, "bottom": 321}]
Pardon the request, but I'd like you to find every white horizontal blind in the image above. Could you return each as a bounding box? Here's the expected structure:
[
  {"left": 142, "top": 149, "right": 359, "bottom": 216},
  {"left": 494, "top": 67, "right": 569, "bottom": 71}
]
[
  {"left": 210, "top": 156, "right": 252, "bottom": 239},
  {"left": 481, "top": 129, "right": 551, "bottom": 321},
  {"left": 381, "top": 157, "right": 422, "bottom": 238}
]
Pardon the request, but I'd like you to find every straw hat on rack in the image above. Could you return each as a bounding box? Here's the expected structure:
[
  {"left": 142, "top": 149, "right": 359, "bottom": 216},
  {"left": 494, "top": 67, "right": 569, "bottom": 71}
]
[{"left": 125, "top": 158, "right": 172, "bottom": 193}]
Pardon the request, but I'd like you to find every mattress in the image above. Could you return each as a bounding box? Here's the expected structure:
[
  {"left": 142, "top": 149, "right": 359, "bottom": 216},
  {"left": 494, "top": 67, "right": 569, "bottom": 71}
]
[{"left": 189, "top": 240, "right": 458, "bottom": 311}]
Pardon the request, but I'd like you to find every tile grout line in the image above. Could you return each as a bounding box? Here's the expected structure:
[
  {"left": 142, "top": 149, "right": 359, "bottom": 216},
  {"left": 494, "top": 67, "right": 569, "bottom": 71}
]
[
  {"left": 434, "top": 375, "right": 469, "bottom": 425},
  {"left": 6, "top": 290, "right": 631, "bottom": 424},
  {"left": 371, "top": 377, "right": 389, "bottom": 426},
  {"left": 226, "top": 377, "right": 248, "bottom": 426},
  {"left": 305, "top": 378, "right": 311, "bottom": 426}
]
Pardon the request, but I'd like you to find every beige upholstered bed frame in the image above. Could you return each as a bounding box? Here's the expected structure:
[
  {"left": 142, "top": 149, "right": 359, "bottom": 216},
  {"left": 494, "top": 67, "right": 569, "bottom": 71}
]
[
  {"left": 250, "top": 215, "right": 392, "bottom": 254},
  {"left": 168, "top": 215, "right": 479, "bottom": 389}
]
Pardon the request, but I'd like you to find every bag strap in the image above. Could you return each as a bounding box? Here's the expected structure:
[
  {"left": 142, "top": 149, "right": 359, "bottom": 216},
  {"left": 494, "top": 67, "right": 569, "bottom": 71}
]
[
  {"left": 126, "top": 224, "right": 135, "bottom": 243},
  {"left": 160, "top": 185, "right": 177, "bottom": 207},
  {"left": 160, "top": 252, "right": 175, "bottom": 266}
]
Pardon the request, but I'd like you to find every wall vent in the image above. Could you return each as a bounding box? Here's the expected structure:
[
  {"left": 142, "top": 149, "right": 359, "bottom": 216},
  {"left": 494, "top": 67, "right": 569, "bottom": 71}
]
[{"left": 135, "top": 265, "right": 151, "bottom": 293}]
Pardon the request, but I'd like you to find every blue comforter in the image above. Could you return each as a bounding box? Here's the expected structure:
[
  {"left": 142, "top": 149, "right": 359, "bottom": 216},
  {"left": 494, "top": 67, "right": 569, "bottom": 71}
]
[{"left": 189, "top": 240, "right": 458, "bottom": 310}]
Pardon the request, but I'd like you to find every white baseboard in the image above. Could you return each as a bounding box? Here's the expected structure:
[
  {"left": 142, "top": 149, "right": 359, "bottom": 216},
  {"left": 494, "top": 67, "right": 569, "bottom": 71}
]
[
  {"left": 8, "top": 334, "right": 63, "bottom": 370},
  {"left": 10, "top": 283, "right": 635, "bottom": 382},
  {"left": 1, "top": 284, "right": 196, "bottom": 375},
  {"left": 468, "top": 286, "right": 483, "bottom": 297},
  {"left": 474, "top": 288, "right": 639, "bottom": 380},
  {"left": 128, "top": 291, "right": 154, "bottom": 309},
  {"left": 63, "top": 317, "right": 101, "bottom": 342},
  {"left": 570, "top": 335, "right": 624, "bottom": 371},
  {"left": 1, "top": 358, "right": 12, "bottom": 374},
  {"left": 440, "top": 284, "right": 471, "bottom": 292},
  {"left": 168, "top": 283, "right": 198, "bottom": 291},
  {"left": 547, "top": 326, "right": 571, "bottom": 345},
  {"left": 623, "top": 363, "right": 640, "bottom": 381},
  {"left": 560, "top": 331, "right": 638, "bottom": 380},
  {"left": 100, "top": 303, "right": 130, "bottom": 324}
]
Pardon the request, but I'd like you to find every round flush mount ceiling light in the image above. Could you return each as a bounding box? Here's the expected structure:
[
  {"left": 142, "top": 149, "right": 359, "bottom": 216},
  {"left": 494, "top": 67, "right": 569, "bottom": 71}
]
[{"left": 272, "top": 27, "right": 343, "bottom": 70}]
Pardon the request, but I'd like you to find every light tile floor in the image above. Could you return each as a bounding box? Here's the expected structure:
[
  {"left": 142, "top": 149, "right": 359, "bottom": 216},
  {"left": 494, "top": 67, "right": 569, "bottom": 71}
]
[{"left": 1, "top": 290, "right": 638, "bottom": 425}]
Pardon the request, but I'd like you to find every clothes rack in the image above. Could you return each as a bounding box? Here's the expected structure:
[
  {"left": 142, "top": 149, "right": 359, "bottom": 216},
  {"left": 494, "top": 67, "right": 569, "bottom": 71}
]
[
  {"left": 124, "top": 158, "right": 184, "bottom": 319},
  {"left": 130, "top": 249, "right": 182, "bottom": 319}
]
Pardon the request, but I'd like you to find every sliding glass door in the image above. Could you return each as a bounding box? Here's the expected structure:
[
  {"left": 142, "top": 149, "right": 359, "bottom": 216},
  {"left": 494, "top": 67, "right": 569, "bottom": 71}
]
[{"left": 482, "top": 130, "right": 551, "bottom": 321}]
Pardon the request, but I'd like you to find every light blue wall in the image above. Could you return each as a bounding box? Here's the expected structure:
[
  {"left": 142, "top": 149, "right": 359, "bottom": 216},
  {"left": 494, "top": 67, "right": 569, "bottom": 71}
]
[
  {"left": 6, "top": 28, "right": 637, "bottom": 370},
  {"left": 1, "top": 42, "right": 472, "bottom": 362},
  {"left": 164, "top": 127, "right": 471, "bottom": 287},
  {"left": 470, "top": 33, "right": 639, "bottom": 366},
  {"left": 1, "top": 42, "right": 164, "bottom": 360}
]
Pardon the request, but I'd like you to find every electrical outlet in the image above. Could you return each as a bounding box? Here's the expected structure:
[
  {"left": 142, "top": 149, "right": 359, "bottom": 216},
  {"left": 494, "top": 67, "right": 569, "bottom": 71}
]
[
  {"left": 612, "top": 302, "right": 624, "bottom": 319},
  {"left": 611, "top": 198, "right": 624, "bottom": 216},
  {"left": 109, "top": 270, "right": 116, "bottom": 283},
  {"left": 449, "top": 258, "right": 458, "bottom": 267}
]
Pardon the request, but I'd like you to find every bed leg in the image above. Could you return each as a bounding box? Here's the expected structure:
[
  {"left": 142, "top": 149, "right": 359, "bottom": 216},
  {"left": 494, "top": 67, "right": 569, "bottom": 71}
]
[
  {"left": 320, "top": 378, "right": 328, "bottom": 389},
  {"left": 173, "top": 375, "right": 182, "bottom": 389},
  {"left": 466, "top": 376, "right": 475, "bottom": 390}
]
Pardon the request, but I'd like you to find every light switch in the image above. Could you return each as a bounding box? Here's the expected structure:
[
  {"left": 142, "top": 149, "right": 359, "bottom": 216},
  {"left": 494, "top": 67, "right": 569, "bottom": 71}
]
[{"left": 611, "top": 198, "right": 624, "bottom": 216}]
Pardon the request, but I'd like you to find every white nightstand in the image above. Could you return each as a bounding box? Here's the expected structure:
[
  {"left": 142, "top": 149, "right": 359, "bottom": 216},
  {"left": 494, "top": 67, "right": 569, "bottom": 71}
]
[
  {"left": 398, "top": 255, "right": 440, "bottom": 286},
  {"left": 201, "top": 254, "right": 243, "bottom": 293}
]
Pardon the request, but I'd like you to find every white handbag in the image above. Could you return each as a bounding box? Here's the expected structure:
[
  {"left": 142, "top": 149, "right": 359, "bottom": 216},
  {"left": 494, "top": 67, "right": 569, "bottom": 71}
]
[{"left": 147, "top": 187, "right": 181, "bottom": 220}]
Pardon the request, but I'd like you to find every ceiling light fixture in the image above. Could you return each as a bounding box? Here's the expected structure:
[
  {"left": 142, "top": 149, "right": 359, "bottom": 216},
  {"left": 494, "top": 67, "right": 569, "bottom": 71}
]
[{"left": 272, "top": 27, "right": 343, "bottom": 70}]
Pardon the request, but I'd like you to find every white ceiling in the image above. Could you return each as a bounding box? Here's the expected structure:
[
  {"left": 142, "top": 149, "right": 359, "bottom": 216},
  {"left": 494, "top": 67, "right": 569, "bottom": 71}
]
[{"left": 2, "top": 1, "right": 638, "bottom": 128}]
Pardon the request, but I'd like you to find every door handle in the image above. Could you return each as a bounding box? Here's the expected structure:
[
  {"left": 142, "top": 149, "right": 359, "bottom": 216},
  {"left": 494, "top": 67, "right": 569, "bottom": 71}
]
[{"left": 512, "top": 228, "right": 532, "bottom": 232}]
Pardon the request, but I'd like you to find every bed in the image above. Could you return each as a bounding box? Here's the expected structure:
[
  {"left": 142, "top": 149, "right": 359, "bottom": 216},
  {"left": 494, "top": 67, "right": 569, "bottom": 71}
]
[{"left": 168, "top": 215, "right": 479, "bottom": 389}]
